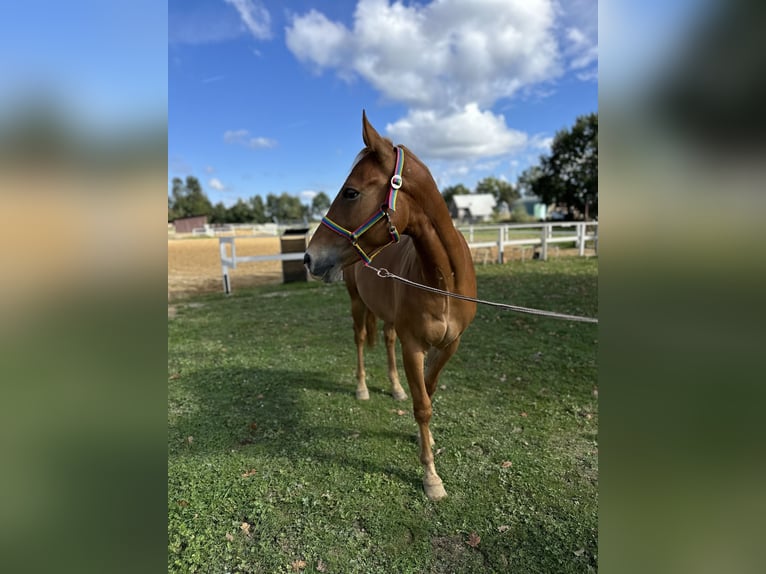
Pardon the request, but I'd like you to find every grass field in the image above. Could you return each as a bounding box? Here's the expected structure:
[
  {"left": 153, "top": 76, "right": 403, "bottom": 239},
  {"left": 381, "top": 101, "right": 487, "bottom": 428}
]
[{"left": 168, "top": 258, "right": 598, "bottom": 573}]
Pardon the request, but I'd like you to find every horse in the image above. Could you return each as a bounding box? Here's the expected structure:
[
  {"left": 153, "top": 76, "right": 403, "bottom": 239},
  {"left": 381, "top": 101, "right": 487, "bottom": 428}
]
[{"left": 304, "top": 111, "right": 477, "bottom": 500}]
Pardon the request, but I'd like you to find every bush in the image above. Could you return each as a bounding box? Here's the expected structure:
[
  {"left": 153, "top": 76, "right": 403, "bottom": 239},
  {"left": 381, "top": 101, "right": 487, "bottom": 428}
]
[{"left": 509, "top": 205, "right": 537, "bottom": 223}]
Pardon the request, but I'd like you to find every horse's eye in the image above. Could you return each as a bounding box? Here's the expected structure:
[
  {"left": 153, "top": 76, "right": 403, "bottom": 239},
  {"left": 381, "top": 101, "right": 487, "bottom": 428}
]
[{"left": 342, "top": 188, "right": 360, "bottom": 200}]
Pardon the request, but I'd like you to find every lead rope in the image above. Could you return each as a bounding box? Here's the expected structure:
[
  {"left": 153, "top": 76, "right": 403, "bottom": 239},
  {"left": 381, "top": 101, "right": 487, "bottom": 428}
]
[{"left": 364, "top": 264, "right": 598, "bottom": 324}]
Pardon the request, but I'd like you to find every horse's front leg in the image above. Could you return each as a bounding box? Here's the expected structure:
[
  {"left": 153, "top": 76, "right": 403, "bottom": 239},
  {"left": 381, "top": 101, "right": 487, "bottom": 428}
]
[
  {"left": 402, "top": 342, "right": 446, "bottom": 500},
  {"left": 384, "top": 323, "right": 407, "bottom": 401},
  {"left": 351, "top": 301, "right": 370, "bottom": 400}
]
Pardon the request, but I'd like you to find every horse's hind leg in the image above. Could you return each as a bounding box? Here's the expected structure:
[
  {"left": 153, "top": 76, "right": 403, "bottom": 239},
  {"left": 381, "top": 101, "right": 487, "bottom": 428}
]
[
  {"left": 419, "top": 339, "right": 461, "bottom": 448},
  {"left": 402, "top": 341, "right": 447, "bottom": 501},
  {"left": 384, "top": 323, "right": 407, "bottom": 401},
  {"left": 425, "top": 338, "right": 461, "bottom": 397}
]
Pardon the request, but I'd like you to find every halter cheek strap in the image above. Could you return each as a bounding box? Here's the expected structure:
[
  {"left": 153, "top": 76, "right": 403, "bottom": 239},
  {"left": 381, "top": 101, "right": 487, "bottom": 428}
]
[{"left": 320, "top": 146, "right": 404, "bottom": 265}]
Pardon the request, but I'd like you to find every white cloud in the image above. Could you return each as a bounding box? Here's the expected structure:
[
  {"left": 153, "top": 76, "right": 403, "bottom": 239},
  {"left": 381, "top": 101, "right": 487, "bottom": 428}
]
[
  {"left": 223, "top": 129, "right": 249, "bottom": 144},
  {"left": 285, "top": 0, "right": 580, "bottom": 164},
  {"left": 209, "top": 178, "right": 225, "bottom": 191},
  {"left": 223, "top": 0, "right": 271, "bottom": 40},
  {"left": 285, "top": 10, "right": 349, "bottom": 69},
  {"left": 248, "top": 136, "right": 277, "bottom": 148},
  {"left": 565, "top": 26, "right": 598, "bottom": 78},
  {"left": 286, "top": 0, "right": 561, "bottom": 109},
  {"left": 387, "top": 104, "right": 528, "bottom": 160},
  {"left": 286, "top": 0, "right": 596, "bottom": 169},
  {"left": 223, "top": 129, "right": 277, "bottom": 149}
]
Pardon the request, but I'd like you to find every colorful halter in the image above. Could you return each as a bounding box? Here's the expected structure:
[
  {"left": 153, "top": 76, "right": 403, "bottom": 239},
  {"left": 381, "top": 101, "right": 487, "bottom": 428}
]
[{"left": 320, "top": 146, "right": 404, "bottom": 265}]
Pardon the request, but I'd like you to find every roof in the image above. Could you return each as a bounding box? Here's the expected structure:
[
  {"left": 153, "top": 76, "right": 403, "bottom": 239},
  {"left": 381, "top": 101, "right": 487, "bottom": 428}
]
[{"left": 452, "top": 194, "right": 496, "bottom": 217}]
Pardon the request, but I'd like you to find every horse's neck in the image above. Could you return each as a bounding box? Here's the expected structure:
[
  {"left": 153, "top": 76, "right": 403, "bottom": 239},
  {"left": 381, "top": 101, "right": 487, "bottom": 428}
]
[{"left": 405, "top": 186, "right": 473, "bottom": 292}]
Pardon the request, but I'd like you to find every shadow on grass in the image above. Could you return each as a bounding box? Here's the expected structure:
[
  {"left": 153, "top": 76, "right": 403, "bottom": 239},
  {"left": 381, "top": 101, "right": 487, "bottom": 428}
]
[{"left": 169, "top": 365, "right": 424, "bottom": 489}]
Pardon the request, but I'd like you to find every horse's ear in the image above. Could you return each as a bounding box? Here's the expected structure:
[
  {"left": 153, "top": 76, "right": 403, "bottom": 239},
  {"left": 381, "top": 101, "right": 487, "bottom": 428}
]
[{"left": 362, "top": 110, "right": 395, "bottom": 167}]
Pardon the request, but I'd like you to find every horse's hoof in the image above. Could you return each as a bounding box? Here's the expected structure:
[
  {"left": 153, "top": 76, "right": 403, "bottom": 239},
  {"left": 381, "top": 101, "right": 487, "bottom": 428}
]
[
  {"left": 392, "top": 389, "right": 408, "bottom": 401},
  {"left": 424, "top": 479, "right": 447, "bottom": 501},
  {"left": 356, "top": 389, "right": 370, "bottom": 400}
]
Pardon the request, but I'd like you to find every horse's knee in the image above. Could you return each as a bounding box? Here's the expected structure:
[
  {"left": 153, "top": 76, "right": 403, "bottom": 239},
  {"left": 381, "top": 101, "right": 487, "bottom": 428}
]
[{"left": 413, "top": 406, "right": 432, "bottom": 424}]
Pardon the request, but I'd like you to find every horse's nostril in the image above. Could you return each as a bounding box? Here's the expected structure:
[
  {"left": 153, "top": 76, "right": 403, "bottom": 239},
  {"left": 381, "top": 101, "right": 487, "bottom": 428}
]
[{"left": 303, "top": 252, "right": 311, "bottom": 267}]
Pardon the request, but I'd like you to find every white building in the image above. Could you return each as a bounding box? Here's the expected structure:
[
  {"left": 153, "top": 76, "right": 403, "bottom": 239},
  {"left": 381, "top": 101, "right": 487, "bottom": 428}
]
[{"left": 450, "top": 194, "right": 496, "bottom": 223}]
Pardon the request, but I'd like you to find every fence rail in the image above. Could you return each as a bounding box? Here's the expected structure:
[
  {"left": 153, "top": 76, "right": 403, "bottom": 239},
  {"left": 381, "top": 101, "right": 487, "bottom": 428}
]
[
  {"left": 218, "top": 222, "right": 598, "bottom": 293},
  {"left": 219, "top": 236, "right": 306, "bottom": 294},
  {"left": 458, "top": 221, "right": 598, "bottom": 263}
]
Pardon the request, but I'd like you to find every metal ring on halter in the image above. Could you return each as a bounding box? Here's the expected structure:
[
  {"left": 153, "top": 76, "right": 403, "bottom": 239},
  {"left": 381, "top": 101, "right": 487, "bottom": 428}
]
[{"left": 390, "top": 174, "right": 403, "bottom": 189}]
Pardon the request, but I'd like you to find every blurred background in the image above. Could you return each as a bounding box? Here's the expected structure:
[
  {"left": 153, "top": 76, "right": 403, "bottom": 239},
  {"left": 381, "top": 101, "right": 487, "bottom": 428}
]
[
  {"left": 1, "top": 1, "right": 764, "bottom": 572},
  {"left": 600, "top": 1, "right": 765, "bottom": 573},
  {"left": 0, "top": 2, "right": 166, "bottom": 573}
]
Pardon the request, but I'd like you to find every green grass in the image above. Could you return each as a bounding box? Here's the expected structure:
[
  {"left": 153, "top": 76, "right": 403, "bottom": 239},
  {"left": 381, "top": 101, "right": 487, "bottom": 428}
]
[{"left": 168, "top": 257, "right": 598, "bottom": 573}]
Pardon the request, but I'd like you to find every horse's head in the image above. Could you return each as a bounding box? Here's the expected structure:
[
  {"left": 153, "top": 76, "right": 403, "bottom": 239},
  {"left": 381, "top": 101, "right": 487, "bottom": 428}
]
[{"left": 304, "top": 111, "right": 413, "bottom": 282}]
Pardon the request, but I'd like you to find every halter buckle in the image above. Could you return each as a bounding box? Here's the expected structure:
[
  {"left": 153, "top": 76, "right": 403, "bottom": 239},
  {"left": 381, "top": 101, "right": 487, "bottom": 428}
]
[{"left": 390, "top": 174, "right": 403, "bottom": 190}]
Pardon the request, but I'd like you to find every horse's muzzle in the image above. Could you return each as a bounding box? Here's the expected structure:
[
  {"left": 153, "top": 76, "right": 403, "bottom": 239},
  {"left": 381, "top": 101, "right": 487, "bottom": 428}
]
[{"left": 303, "top": 250, "right": 343, "bottom": 283}]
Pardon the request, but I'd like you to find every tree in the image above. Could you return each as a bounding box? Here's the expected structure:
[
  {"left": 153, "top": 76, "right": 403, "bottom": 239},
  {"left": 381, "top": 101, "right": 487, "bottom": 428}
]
[
  {"left": 209, "top": 201, "right": 228, "bottom": 224},
  {"left": 475, "top": 176, "right": 519, "bottom": 207},
  {"left": 311, "top": 192, "right": 331, "bottom": 219},
  {"left": 266, "top": 192, "right": 305, "bottom": 222},
  {"left": 530, "top": 113, "right": 598, "bottom": 219},
  {"left": 168, "top": 176, "right": 213, "bottom": 220},
  {"left": 226, "top": 199, "right": 253, "bottom": 223},
  {"left": 440, "top": 184, "right": 470, "bottom": 206},
  {"left": 517, "top": 165, "right": 544, "bottom": 198},
  {"left": 168, "top": 195, "right": 177, "bottom": 223},
  {"left": 249, "top": 195, "right": 266, "bottom": 223}
]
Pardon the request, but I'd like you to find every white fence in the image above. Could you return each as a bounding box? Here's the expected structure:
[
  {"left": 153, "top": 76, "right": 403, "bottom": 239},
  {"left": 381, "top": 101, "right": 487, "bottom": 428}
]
[
  {"left": 459, "top": 221, "right": 598, "bottom": 263},
  {"left": 218, "top": 222, "right": 598, "bottom": 293},
  {"left": 219, "top": 236, "right": 305, "bottom": 294}
]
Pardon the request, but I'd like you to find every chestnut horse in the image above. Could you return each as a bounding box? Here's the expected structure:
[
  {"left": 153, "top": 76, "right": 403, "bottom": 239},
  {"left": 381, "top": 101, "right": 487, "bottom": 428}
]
[{"left": 304, "top": 112, "right": 477, "bottom": 500}]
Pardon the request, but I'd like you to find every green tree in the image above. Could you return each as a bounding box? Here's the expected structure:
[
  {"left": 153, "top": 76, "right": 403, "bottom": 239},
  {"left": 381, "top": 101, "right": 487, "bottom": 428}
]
[
  {"left": 209, "top": 201, "right": 228, "bottom": 224},
  {"left": 475, "top": 176, "right": 519, "bottom": 207},
  {"left": 531, "top": 113, "right": 598, "bottom": 219},
  {"left": 250, "top": 195, "right": 267, "bottom": 223},
  {"left": 168, "top": 176, "right": 213, "bottom": 219},
  {"left": 311, "top": 192, "right": 331, "bottom": 219},
  {"left": 226, "top": 199, "right": 253, "bottom": 223},
  {"left": 168, "top": 195, "right": 177, "bottom": 223},
  {"left": 266, "top": 192, "right": 305, "bottom": 222},
  {"left": 517, "top": 166, "right": 544, "bottom": 198},
  {"left": 440, "top": 184, "right": 470, "bottom": 206}
]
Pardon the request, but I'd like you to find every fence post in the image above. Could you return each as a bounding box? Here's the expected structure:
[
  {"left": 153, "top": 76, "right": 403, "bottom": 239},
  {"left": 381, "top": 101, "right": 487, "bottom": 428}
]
[
  {"left": 594, "top": 223, "right": 599, "bottom": 255},
  {"left": 540, "top": 224, "right": 549, "bottom": 261},
  {"left": 220, "top": 239, "right": 232, "bottom": 294},
  {"left": 578, "top": 222, "right": 585, "bottom": 256},
  {"left": 469, "top": 225, "right": 474, "bottom": 242}
]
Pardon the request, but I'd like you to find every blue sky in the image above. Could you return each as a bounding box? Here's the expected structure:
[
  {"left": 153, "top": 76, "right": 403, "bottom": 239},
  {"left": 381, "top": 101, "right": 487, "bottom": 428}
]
[
  {"left": 169, "top": 0, "right": 598, "bottom": 207},
  {"left": 0, "top": 0, "right": 166, "bottom": 132}
]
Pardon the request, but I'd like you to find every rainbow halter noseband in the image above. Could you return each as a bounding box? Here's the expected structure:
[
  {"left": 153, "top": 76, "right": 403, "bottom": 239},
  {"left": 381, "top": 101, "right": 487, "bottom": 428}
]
[{"left": 320, "top": 146, "right": 404, "bottom": 265}]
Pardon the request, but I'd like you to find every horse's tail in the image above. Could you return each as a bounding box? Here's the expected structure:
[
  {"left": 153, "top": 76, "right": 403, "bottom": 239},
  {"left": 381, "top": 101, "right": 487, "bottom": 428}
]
[{"left": 365, "top": 307, "right": 378, "bottom": 348}]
